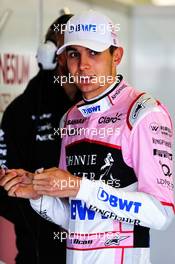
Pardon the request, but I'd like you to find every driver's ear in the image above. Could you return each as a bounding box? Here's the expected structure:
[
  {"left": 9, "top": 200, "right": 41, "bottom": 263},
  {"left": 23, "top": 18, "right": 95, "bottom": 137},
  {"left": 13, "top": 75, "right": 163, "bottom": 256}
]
[
  {"left": 113, "top": 47, "right": 123, "bottom": 66},
  {"left": 57, "top": 52, "right": 66, "bottom": 67}
]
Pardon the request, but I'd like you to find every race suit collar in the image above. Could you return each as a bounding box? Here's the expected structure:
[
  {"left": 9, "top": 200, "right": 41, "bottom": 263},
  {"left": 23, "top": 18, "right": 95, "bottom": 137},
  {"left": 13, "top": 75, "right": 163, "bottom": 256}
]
[
  {"left": 82, "top": 74, "right": 123, "bottom": 104},
  {"left": 78, "top": 75, "right": 128, "bottom": 117}
]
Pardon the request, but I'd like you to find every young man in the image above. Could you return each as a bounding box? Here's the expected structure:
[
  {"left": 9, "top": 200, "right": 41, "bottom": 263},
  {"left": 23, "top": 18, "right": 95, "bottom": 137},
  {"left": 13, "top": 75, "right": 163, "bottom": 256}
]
[{"left": 0, "top": 10, "right": 174, "bottom": 264}]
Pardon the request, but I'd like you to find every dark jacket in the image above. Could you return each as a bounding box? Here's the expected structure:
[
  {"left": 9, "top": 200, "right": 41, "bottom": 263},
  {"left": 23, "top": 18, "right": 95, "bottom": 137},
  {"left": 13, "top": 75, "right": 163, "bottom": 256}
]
[{"left": 0, "top": 70, "right": 79, "bottom": 264}]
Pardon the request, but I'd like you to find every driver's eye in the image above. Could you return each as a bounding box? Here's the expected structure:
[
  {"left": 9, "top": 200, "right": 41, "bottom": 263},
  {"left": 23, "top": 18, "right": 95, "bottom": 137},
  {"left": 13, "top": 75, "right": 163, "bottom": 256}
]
[
  {"left": 89, "top": 50, "right": 99, "bottom": 56},
  {"left": 67, "top": 51, "right": 79, "bottom": 58}
]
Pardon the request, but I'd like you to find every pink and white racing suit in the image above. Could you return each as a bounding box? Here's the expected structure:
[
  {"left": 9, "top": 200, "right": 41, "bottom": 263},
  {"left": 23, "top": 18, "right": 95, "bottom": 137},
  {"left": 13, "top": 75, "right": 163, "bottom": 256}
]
[{"left": 31, "top": 76, "right": 174, "bottom": 264}]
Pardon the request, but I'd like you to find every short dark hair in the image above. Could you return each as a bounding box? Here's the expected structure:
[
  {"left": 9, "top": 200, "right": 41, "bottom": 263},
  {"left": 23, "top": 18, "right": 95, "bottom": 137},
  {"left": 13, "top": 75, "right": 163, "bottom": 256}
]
[
  {"left": 109, "top": 46, "right": 118, "bottom": 55},
  {"left": 45, "top": 14, "right": 73, "bottom": 45}
]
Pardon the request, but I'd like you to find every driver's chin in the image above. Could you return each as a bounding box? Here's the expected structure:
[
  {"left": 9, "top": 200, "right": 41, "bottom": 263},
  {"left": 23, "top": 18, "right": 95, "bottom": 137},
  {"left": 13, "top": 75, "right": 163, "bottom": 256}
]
[{"left": 77, "top": 82, "right": 97, "bottom": 92}]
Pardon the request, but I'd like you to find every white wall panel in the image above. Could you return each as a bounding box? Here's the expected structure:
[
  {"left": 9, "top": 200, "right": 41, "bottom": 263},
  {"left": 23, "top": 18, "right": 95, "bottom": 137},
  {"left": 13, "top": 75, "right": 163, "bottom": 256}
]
[
  {"left": 43, "top": 0, "right": 91, "bottom": 37},
  {"left": 0, "top": 0, "right": 39, "bottom": 120},
  {"left": 131, "top": 6, "right": 175, "bottom": 264}
]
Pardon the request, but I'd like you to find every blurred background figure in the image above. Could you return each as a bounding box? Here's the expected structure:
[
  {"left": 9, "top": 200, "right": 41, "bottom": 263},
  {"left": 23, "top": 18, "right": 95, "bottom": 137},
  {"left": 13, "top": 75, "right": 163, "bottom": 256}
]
[{"left": 0, "top": 13, "right": 80, "bottom": 264}]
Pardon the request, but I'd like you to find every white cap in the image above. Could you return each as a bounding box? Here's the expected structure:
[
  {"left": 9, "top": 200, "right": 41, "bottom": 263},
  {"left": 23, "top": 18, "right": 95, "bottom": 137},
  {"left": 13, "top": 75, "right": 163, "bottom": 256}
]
[
  {"left": 57, "top": 10, "right": 119, "bottom": 55},
  {"left": 36, "top": 41, "right": 57, "bottom": 70}
]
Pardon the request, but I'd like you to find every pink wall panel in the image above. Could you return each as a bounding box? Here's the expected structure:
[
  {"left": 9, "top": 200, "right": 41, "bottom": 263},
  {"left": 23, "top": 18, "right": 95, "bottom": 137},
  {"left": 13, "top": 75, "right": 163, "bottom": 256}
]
[{"left": 0, "top": 217, "right": 17, "bottom": 264}]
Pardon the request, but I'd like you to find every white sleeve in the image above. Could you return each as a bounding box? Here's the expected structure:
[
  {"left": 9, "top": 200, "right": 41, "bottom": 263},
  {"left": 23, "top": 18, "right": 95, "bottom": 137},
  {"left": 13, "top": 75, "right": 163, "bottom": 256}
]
[
  {"left": 76, "top": 177, "right": 174, "bottom": 230},
  {"left": 30, "top": 196, "right": 69, "bottom": 230}
]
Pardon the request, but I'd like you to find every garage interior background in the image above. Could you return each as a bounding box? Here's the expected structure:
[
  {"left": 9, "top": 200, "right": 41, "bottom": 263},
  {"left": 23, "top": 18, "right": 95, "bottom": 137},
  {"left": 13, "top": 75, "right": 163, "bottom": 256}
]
[{"left": 0, "top": 0, "right": 175, "bottom": 263}]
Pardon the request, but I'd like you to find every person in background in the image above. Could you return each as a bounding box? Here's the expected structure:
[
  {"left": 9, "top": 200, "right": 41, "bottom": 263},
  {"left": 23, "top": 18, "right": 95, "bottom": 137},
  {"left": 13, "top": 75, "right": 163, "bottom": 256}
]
[{"left": 0, "top": 14, "right": 80, "bottom": 264}]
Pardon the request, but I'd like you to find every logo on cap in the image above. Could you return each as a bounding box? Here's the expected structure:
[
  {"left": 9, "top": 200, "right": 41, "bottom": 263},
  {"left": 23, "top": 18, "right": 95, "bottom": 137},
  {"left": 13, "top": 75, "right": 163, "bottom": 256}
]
[{"left": 69, "top": 24, "right": 97, "bottom": 33}]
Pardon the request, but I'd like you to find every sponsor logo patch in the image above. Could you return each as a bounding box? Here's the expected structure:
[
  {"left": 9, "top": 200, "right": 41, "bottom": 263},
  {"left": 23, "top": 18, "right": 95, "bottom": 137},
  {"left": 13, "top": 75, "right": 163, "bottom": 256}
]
[
  {"left": 153, "top": 149, "right": 172, "bottom": 160},
  {"left": 97, "top": 187, "right": 142, "bottom": 213}
]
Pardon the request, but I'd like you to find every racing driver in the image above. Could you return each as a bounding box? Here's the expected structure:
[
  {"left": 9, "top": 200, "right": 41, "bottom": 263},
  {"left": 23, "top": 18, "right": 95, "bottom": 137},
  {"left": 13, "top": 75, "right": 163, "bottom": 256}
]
[{"left": 0, "top": 10, "right": 174, "bottom": 264}]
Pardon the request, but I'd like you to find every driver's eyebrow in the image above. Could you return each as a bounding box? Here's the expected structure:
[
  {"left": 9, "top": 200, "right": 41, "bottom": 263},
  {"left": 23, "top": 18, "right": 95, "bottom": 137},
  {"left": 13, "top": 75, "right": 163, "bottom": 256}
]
[{"left": 66, "top": 47, "right": 78, "bottom": 52}]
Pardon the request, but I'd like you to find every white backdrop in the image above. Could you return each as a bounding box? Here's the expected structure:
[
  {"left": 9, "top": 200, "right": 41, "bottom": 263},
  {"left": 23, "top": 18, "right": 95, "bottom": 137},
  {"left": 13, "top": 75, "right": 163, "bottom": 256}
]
[
  {"left": 0, "top": 0, "right": 39, "bottom": 120},
  {"left": 131, "top": 6, "right": 175, "bottom": 264}
]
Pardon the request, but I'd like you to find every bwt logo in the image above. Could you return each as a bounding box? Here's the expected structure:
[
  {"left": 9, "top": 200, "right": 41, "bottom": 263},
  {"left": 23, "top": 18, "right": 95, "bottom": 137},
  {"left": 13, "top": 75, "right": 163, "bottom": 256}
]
[
  {"left": 97, "top": 188, "right": 142, "bottom": 213},
  {"left": 70, "top": 200, "right": 107, "bottom": 220},
  {"left": 69, "top": 24, "right": 97, "bottom": 33},
  {"left": 82, "top": 105, "right": 101, "bottom": 115}
]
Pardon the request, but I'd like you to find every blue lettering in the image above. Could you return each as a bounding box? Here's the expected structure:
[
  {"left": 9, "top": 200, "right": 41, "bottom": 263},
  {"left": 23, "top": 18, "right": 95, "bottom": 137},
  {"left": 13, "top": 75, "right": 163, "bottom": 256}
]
[
  {"left": 92, "top": 106, "right": 98, "bottom": 112},
  {"left": 77, "top": 24, "right": 81, "bottom": 31},
  {"left": 71, "top": 200, "right": 95, "bottom": 220},
  {"left": 69, "top": 24, "right": 97, "bottom": 33},
  {"left": 109, "top": 195, "right": 118, "bottom": 207},
  {"left": 91, "top": 24, "right": 97, "bottom": 32},
  {"left": 118, "top": 199, "right": 133, "bottom": 212},
  {"left": 69, "top": 25, "right": 74, "bottom": 33},
  {"left": 97, "top": 188, "right": 109, "bottom": 201},
  {"left": 97, "top": 188, "right": 142, "bottom": 214},
  {"left": 82, "top": 105, "right": 100, "bottom": 115},
  {"left": 83, "top": 24, "right": 89, "bottom": 31},
  {"left": 133, "top": 202, "right": 142, "bottom": 213},
  {"left": 71, "top": 200, "right": 107, "bottom": 220}
]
